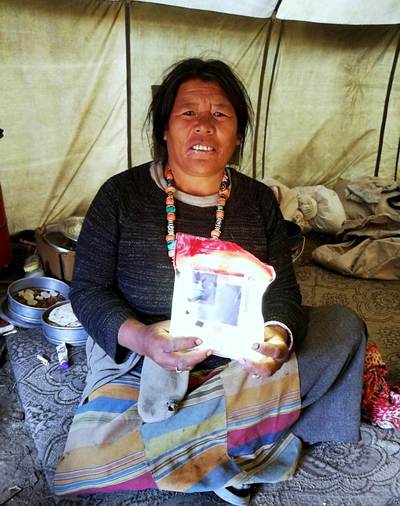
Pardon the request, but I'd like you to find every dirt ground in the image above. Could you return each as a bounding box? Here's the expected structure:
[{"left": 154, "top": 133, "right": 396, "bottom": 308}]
[
  {"left": 0, "top": 238, "right": 55, "bottom": 505},
  {"left": 0, "top": 351, "right": 55, "bottom": 505}
]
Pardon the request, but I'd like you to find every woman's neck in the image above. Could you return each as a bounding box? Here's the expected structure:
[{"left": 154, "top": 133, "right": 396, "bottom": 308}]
[{"left": 168, "top": 165, "right": 225, "bottom": 196}]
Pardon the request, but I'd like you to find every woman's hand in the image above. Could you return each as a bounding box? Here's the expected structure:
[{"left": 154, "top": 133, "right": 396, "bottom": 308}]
[
  {"left": 118, "top": 318, "right": 212, "bottom": 371},
  {"left": 238, "top": 325, "right": 290, "bottom": 378}
]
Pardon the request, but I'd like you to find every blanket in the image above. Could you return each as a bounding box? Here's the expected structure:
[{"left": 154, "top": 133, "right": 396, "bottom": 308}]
[
  {"left": 54, "top": 357, "right": 302, "bottom": 496},
  {"left": 312, "top": 213, "right": 400, "bottom": 280}
]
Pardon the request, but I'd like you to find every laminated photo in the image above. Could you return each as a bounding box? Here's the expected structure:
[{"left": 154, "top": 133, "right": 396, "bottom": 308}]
[{"left": 170, "top": 233, "right": 276, "bottom": 360}]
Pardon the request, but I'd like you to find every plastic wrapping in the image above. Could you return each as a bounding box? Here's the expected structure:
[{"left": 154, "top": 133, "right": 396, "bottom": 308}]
[{"left": 170, "top": 233, "right": 275, "bottom": 360}]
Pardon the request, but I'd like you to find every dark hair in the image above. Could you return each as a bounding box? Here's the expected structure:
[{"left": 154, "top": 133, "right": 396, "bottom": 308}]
[{"left": 147, "top": 58, "right": 253, "bottom": 164}]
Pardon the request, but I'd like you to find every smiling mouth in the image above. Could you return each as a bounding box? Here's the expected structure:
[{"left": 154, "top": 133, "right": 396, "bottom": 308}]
[{"left": 191, "top": 144, "right": 215, "bottom": 152}]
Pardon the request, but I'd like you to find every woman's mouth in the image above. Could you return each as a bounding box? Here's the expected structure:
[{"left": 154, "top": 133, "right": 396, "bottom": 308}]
[{"left": 191, "top": 144, "right": 215, "bottom": 152}]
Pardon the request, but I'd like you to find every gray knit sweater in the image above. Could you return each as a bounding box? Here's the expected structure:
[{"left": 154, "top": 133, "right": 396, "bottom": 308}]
[{"left": 70, "top": 162, "right": 306, "bottom": 361}]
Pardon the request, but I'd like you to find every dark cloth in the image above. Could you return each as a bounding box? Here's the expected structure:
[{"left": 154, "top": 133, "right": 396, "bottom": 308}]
[
  {"left": 70, "top": 162, "right": 305, "bottom": 361},
  {"left": 293, "top": 305, "right": 367, "bottom": 443}
]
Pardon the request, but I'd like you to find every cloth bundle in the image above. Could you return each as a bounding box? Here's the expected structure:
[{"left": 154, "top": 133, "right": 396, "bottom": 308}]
[
  {"left": 362, "top": 343, "right": 400, "bottom": 430},
  {"left": 335, "top": 177, "right": 400, "bottom": 220},
  {"left": 261, "top": 178, "right": 346, "bottom": 234},
  {"left": 312, "top": 213, "right": 400, "bottom": 280}
]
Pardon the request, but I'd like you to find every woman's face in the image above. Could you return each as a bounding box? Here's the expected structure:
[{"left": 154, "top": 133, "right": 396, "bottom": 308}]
[{"left": 164, "top": 79, "right": 240, "bottom": 184}]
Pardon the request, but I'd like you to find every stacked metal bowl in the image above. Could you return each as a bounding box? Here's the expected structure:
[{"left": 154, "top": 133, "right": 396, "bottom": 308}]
[
  {"left": 3, "top": 276, "right": 87, "bottom": 346},
  {"left": 6, "top": 277, "right": 70, "bottom": 327},
  {"left": 42, "top": 300, "right": 88, "bottom": 346}
]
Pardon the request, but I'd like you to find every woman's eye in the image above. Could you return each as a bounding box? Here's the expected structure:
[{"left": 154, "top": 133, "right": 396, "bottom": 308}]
[
  {"left": 183, "top": 110, "right": 195, "bottom": 116},
  {"left": 213, "top": 111, "right": 226, "bottom": 117}
]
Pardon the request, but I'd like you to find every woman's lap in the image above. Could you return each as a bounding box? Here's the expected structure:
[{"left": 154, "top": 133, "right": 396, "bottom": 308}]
[
  {"left": 292, "top": 304, "right": 367, "bottom": 444},
  {"left": 54, "top": 358, "right": 302, "bottom": 495},
  {"left": 54, "top": 304, "right": 367, "bottom": 495}
]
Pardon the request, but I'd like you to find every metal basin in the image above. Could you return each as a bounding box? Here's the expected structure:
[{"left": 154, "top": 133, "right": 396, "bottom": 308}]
[
  {"left": 41, "top": 300, "right": 88, "bottom": 347},
  {"left": 7, "top": 276, "right": 70, "bottom": 326},
  {"left": 284, "top": 220, "right": 305, "bottom": 262}
]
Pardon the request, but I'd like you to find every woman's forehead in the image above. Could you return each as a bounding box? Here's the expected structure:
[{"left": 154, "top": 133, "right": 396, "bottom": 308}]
[{"left": 174, "top": 79, "right": 232, "bottom": 105}]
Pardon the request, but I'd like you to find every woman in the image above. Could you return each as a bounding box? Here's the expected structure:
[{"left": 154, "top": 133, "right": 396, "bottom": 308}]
[{"left": 54, "top": 59, "right": 366, "bottom": 505}]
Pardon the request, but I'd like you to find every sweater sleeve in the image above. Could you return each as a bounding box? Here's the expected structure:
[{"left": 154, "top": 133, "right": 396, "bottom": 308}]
[
  {"left": 261, "top": 191, "right": 307, "bottom": 346},
  {"left": 69, "top": 177, "right": 136, "bottom": 361}
]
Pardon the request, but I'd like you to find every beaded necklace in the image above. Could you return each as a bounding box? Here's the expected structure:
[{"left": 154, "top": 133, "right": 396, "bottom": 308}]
[{"left": 164, "top": 166, "right": 231, "bottom": 261}]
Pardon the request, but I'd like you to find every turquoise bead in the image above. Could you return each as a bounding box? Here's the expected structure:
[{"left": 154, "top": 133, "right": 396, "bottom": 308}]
[{"left": 166, "top": 205, "right": 176, "bottom": 213}]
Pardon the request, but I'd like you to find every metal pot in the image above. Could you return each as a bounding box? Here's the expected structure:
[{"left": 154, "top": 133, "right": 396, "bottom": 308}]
[
  {"left": 41, "top": 300, "right": 88, "bottom": 347},
  {"left": 7, "top": 276, "right": 70, "bottom": 326}
]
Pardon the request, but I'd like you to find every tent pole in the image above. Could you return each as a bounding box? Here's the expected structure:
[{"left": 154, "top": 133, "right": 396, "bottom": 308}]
[
  {"left": 252, "top": 19, "right": 274, "bottom": 179},
  {"left": 260, "top": 20, "right": 284, "bottom": 180},
  {"left": 374, "top": 27, "right": 400, "bottom": 178},
  {"left": 394, "top": 137, "right": 400, "bottom": 181},
  {"left": 252, "top": 0, "right": 284, "bottom": 179},
  {"left": 125, "top": 0, "right": 132, "bottom": 169}
]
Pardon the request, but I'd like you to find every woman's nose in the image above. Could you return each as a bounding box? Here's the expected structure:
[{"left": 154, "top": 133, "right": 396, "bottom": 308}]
[{"left": 195, "top": 114, "right": 214, "bottom": 134}]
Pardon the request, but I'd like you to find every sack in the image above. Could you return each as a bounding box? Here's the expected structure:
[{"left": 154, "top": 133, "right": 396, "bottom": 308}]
[{"left": 293, "top": 185, "right": 346, "bottom": 235}]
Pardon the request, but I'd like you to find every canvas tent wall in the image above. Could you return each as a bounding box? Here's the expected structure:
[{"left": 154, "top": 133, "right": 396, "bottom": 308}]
[{"left": 0, "top": 0, "right": 399, "bottom": 234}]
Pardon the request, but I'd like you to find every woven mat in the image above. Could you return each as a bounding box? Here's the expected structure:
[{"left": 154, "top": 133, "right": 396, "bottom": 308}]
[{"left": 6, "top": 328, "right": 400, "bottom": 505}]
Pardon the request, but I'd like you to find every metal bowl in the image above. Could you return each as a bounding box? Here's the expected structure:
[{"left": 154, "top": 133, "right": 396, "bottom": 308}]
[
  {"left": 284, "top": 220, "right": 305, "bottom": 262},
  {"left": 285, "top": 220, "right": 302, "bottom": 247},
  {"left": 7, "top": 277, "right": 70, "bottom": 326},
  {"left": 41, "top": 300, "right": 88, "bottom": 347},
  {"left": 43, "top": 230, "right": 77, "bottom": 253}
]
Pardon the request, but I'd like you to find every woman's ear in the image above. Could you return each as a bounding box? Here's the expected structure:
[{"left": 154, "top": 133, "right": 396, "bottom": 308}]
[{"left": 163, "top": 131, "right": 168, "bottom": 141}]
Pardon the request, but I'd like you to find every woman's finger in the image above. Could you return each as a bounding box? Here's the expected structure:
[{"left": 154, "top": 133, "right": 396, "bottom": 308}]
[
  {"left": 163, "top": 336, "right": 203, "bottom": 353},
  {"left": 162, "top": 348, "right": 213, "bottom": 371},
  {"left": 239, "top": 356, "right": 284, "bottom": 378},
  {"left": 252, "top": 337, "right": 289, "bottom": 361}
]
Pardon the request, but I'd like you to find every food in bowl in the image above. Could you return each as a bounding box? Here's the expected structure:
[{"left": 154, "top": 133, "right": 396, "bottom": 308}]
[
  {"left": 47, "top": 302, "right": 81, "bottom": 328},
  {"left": 7, "top": 277, "right": 71, "bottom": 327},
  {"left": 13, "top": 288, "right": 66, "bottom": 308},
  {"left": 41, "top": 300, "right": 88, "bottom": 346}
]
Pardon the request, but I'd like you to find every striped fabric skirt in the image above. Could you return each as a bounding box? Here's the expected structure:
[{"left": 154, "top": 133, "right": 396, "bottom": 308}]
[{"left": 54, "top": 356, "right": 302, "bottom": 496}]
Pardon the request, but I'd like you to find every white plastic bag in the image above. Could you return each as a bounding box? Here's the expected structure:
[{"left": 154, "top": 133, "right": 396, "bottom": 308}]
[{"left": 170, "top": 233, "right": 275, "bottom": 361}]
